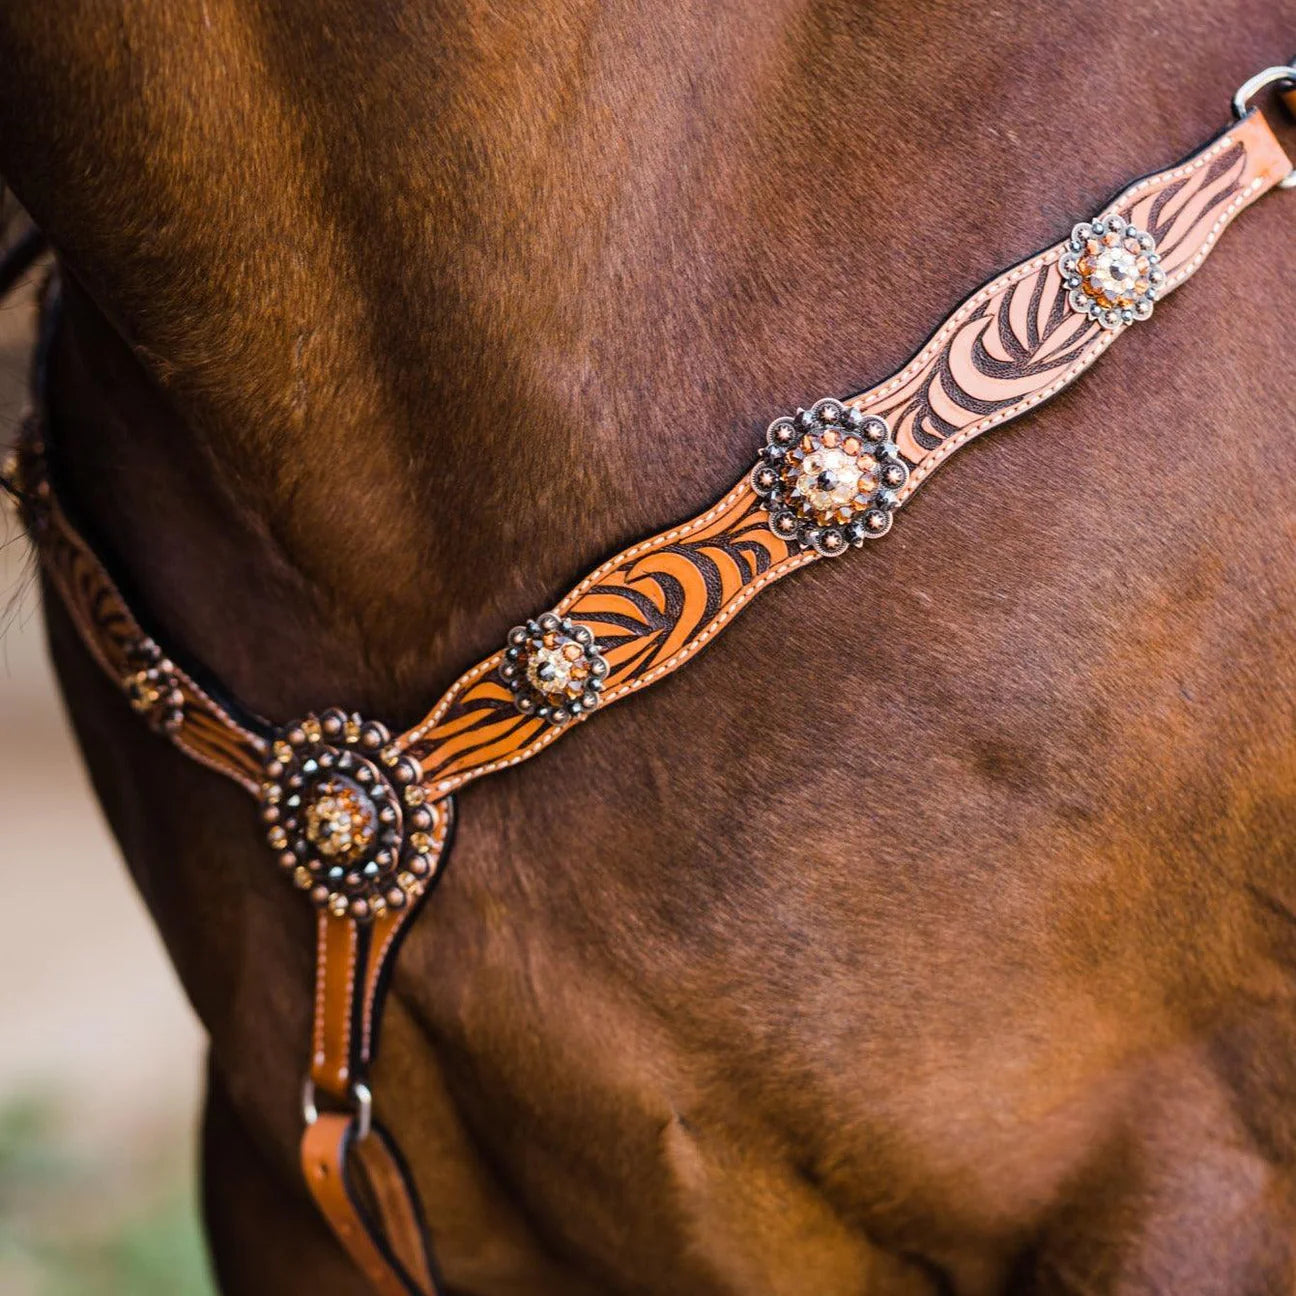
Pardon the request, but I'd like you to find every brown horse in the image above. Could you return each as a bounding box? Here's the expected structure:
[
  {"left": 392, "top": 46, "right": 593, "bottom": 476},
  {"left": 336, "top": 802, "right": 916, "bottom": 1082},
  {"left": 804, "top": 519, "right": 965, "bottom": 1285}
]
[{"left": 3, "top": 2, "right": 1296, "bottom": 1292}]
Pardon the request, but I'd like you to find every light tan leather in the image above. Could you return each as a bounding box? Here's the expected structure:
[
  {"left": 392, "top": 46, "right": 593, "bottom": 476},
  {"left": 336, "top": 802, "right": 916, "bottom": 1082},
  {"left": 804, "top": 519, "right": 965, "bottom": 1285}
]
[
  {"left": 395, "top": 110, "right": 1293, "bottom": 801},
  {"left": 864, "top": 109, "right": 1293, "bottom": 489}
]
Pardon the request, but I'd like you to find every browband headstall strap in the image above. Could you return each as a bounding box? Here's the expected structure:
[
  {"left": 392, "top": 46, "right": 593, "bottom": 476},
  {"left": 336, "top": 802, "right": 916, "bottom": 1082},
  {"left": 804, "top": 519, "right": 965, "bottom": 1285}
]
[{"left": 11, "top": 68, "right": 1293, "bottom": 1296}]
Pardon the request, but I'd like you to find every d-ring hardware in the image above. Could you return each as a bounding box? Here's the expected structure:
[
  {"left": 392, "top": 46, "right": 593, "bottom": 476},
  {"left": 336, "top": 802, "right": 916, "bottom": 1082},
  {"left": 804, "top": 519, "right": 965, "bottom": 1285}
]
[
  {"left": 302, "top": 1076, "right": 374, "bottom": 1141},
  {"left": 1232, "top": 61, "right": 1296, "bottom": 188}
]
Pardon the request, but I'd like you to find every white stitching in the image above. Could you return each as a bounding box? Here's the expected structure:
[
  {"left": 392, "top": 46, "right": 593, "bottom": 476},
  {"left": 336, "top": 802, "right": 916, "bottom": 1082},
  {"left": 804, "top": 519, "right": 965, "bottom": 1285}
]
[
  {"left": 1101, "top": 134, "right": 1235, "bottom": 207},
  {"left": 897, "top": 166, "right": 1265, "bottom": 498},
  {"left": 852, "top": 247, "right": 1066, "bottom": 410},
  {"left": 431, "top": 551, "right": 818, "bottom": 793},
  {"left": 897, "top": 329, "right": 1118, "bottom": 497},
  {"left": 405, "top": 124, "right": 1262, "bottom": 782},
  {"left": 337, "top": 921, "right": 357, "bottom": 1085},
  {"left": 400, "top": 487, "right": 756, "bottom": 746},
  {"left": 1163, "top": 177, "right": 1263, "bottom": 289},
  {"left": 851, "top": 129, "right": 1240, "bottom": 415},
  {"left": 311, "top": 912, "right": 329, "bottom": 1068},
  {"left": 562, "top": 484, "right": 751, "bottom": 597}
]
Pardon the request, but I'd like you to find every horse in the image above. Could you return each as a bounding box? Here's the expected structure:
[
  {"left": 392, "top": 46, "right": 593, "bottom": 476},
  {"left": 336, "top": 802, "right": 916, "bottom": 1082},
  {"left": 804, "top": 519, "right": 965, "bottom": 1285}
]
[{"left": 2, "top": 2, "right": 1295, "bottom": 1291}]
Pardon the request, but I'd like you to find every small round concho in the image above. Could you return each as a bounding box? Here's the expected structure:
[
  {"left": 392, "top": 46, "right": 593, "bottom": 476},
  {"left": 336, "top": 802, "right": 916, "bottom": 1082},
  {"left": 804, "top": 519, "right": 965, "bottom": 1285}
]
[
  {"left": 259, "top": 708, "right": 440, "bottom": 921},
  {"left": 499, "top": 612, "right": 608, "bottom": 725},
  {"left": 750, "top": 398, "right": 909, "bottom": 556},
  {"left": 122, "top": 638, "right": 185, "bottom": 734},
  {"left": 1062, "top": 215, "right": 1164, "bottom": 330}
]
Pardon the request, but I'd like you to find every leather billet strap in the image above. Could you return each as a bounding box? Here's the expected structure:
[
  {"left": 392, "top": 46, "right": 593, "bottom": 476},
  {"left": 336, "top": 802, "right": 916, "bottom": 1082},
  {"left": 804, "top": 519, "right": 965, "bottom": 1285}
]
[
  {"left": 310, "top": 794, "right": 453, "bottom": 1100},
  {"left": 302, "top": 805, "right": 452, "bottom": 1294},
  {"left": 8, "top": 93, "right": 1292, "bottom": 1296},
  {"left": 302, "top": 936, "right": 446, "bottom": 1296},
  {"left": 302, "top": 1114, "right": 442, "bottom": 1296}
]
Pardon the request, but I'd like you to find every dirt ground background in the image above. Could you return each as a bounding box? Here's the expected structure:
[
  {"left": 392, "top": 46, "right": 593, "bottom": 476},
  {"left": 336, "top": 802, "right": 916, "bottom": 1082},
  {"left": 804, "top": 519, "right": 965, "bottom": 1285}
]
[{"left": 0, "top": 228, "right": 216, "bottom": 1292}]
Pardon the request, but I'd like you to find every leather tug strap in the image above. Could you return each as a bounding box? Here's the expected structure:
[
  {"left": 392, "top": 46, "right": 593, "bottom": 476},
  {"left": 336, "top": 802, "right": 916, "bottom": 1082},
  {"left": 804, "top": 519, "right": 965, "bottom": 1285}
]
[
  {"left": 303, "top": 870, "right": 451, "bottom": 1295},
  {"left": 6, "top": 91, "right": 1293, "bottom": 1295}
]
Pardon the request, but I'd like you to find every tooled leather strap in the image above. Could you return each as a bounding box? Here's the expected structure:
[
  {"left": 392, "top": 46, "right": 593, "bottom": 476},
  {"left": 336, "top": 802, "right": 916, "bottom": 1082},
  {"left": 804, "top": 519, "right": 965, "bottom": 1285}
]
[
  {"left": 11, "top": 96, "right": 1293, "bottom": 1296},
  {"left": 395, "top": 109, "right": 1292, "bottom": 796},
  {"left": 16, "top": 435, "right": 269, "bottom": 790}
]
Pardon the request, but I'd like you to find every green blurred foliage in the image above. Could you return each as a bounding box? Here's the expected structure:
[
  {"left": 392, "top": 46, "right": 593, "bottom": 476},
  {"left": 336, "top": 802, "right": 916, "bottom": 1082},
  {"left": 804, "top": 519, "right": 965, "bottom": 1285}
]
[{"left": 0, "top": 1094, "right": 215, "bottom": 1296}]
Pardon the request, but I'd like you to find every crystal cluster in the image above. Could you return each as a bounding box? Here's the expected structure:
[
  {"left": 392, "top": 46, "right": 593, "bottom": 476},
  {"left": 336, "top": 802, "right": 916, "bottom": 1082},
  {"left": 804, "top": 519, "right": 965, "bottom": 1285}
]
[
  {"left": 500, "top": 613, "right": 608, "bottom": 724},
  {"left": 259, "top": 709, "right": 440, "bottom": 920},
  {"left": 1063, "top": 215, "right": 1164, "bottom": 329},
  {"left": 122, "top": 638, "right": 185, "bottom": 733},
  {"left": 750, "top": 398, "right": 909, "bottom": 555}
]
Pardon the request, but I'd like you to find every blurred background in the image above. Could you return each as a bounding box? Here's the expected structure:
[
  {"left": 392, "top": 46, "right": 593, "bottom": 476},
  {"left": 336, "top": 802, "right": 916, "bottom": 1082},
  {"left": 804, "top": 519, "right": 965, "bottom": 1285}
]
[{"left": 1, "top": 211, "right": 216, "bottom": 1293}]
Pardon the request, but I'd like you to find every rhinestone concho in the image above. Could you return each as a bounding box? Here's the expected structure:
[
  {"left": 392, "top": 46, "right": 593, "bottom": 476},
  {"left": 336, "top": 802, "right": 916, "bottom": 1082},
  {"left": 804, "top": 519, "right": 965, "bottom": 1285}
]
[
  {"left": 500, "top": 613, "right": 609, "bottom": 724},
  {"left": 751, "top": 398, "right": 909, "bottom": 555},
  {"left": 259, "top": 709, "right": 440, "bottom": 920},
  {"left": 1063, "top": 215, "right": 1164, "bottom": 329}
]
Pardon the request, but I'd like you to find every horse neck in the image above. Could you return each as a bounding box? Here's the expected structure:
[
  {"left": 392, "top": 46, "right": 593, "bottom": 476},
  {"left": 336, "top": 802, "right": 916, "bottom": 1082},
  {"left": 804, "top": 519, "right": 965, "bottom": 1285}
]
[{"left": 8, "top": 0, "right": 1279, "bottom": 722}]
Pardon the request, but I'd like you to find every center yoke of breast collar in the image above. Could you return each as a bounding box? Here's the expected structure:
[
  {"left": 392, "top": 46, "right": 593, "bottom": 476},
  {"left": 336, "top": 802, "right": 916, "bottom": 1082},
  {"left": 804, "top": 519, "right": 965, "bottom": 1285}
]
[{"left": 259, "top": 708, "right": 442, "bottom": 920}]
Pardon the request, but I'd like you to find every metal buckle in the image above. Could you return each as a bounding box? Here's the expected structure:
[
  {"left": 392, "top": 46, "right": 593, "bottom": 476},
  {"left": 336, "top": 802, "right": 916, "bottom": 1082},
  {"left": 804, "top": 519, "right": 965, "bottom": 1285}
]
[
  {"left": 302, "top": 1076, "right": 373, "bottom": 1141},
  {"left": 1232, "top": 61, "right": 1296, "bottom": 190}
]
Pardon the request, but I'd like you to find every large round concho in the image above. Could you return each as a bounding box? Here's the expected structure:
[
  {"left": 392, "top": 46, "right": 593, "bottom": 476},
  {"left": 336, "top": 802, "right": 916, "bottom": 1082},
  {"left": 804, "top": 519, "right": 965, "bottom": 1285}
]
[
  {"left": 259, "top": 708, "right": 441, "bottom": 921},
  {"left": 750, "top": 398, "right": 909, "bottom": 556},
  {"left": 499, "top": 612, "right": 608, "bottom": 725},
  {"left": 1063, "top": 215, "right": 1164, "bottom": 330}
]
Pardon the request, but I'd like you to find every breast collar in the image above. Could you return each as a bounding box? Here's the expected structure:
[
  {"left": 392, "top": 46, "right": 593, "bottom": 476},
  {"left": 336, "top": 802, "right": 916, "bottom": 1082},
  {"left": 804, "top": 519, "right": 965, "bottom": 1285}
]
[{"left": 7, "top": 70, "right": 1295, "bottom": 1296}]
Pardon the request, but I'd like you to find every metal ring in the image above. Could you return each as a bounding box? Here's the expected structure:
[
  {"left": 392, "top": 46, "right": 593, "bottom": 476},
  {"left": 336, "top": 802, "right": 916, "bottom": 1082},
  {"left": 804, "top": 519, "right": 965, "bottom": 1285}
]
[
  {"left": 300, "top": 1075, "right": 372, "bottom": 1141},
  {"left": 1232, "top": 63, "right": 1296, "bottom": 119},
  {"left": 1232, "top": 62, "right": 1296, "bottom": 190}
]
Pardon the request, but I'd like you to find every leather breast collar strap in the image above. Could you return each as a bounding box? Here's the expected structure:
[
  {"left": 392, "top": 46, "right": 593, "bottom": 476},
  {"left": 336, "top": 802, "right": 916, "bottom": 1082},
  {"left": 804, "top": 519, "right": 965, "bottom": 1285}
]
[{"left": 7, "top": 76, "right": 1294, "bottom": 1295}]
